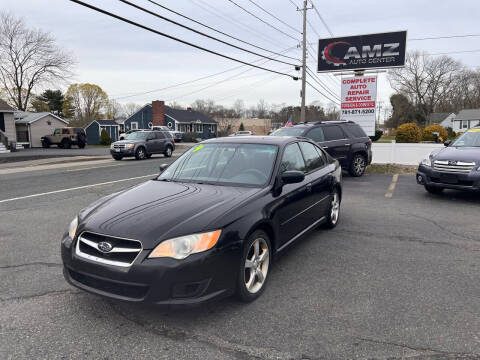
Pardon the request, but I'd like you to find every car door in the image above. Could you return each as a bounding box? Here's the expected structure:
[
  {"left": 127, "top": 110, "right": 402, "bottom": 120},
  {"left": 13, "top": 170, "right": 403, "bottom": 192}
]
[
  {"left": 321, "top": 125, "right": 350, "bottom": 166},
  {"left": 298, "top": 141, "right": 332, "bottom": 225},
  {"left": 275, "top": 143, "right": 312, "bottom": 247},
  {"left": 155, "top": 131, "right": 167, "bottom": 153},
  {"left": 145, "top": 133, "right": 158, "bottom": 153},
  {"left": 52, "top": 129, "right": 61, "bottom": 143}
]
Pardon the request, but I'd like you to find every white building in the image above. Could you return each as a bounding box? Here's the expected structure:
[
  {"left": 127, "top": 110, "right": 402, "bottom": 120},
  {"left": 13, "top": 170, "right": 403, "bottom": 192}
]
[{"left": 452, "top": 109, "right": 480, "bottom": 132}]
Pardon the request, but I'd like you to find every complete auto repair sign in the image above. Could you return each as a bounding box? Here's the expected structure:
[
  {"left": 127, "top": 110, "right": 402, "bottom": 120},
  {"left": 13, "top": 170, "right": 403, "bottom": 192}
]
[{"left": 341, "top": 76, "right": 377, "bottom": 136}]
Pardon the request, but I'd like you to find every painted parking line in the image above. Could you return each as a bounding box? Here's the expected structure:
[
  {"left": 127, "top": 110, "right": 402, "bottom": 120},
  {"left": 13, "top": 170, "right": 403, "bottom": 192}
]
[
  {"left": 0, "top": 174, "right": 157, "bottom": 204},
  {"left": 385, "top": 174, "right": 399, "bottom": 198},
  {"left": 66, "top": 163, "right": 126, "bottom": 172}
]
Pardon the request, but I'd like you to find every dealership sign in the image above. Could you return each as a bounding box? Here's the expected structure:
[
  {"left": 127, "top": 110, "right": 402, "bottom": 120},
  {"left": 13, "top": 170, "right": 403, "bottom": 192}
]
[
  {"left": 317, "top": 31, "right": 407, "bottom": 72},
  {"left": 341, "top": 75, "right": 377, "bottom": 136}
]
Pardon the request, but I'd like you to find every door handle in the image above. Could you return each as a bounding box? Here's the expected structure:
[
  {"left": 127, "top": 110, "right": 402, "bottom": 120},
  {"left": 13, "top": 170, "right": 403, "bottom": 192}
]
[
  {"left": 322, "top": 146, "right": 328, "bottom": 149},
  {"left": 345, "top": 143, "right": 351, "bottom": 146},
  {"left": 306, "top": 183, "right": 312, "bottom": 191}
]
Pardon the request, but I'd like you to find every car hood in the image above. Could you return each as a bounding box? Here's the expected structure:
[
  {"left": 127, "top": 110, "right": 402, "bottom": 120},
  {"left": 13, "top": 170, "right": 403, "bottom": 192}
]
[
  {"left": 432, "top": 146, "right": 480, "bottom": 164},
  {"left": 79, "top": 180, "right": 261, "bottom": 249},
  {"left": 114, "top": 139, "right": 144, "bottom": 145}
]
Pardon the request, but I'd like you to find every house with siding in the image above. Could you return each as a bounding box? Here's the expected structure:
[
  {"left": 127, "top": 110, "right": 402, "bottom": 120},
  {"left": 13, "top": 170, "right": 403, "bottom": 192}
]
[
  {"left": 14, "top": 111, "right": 68, "bottom": 148},
  {"left": 85, "top": 119, "right": 120, "bottom": 145},
  {"left": 0, "top": 100, "right": 16, "bottom": 150},
  {"left": 122, "top": 100, "right": 217, "bottom": 140},
  {"left": 427, "top": 112, "right": 456, "bottom": 129},
  {"left": 452, "top": 109, "right": 480, "bottom": 132}
]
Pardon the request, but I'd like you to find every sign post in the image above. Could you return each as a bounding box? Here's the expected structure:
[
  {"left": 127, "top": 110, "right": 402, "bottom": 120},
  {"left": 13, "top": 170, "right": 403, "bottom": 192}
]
[{"left": 340, "top": 75, "right": 377, "bottom": 136}]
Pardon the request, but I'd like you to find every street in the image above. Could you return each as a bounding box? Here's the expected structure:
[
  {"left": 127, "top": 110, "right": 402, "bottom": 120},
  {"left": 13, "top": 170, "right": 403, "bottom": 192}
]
[{"left": 1, "top": 157, "right": 479, "bottom": 360}]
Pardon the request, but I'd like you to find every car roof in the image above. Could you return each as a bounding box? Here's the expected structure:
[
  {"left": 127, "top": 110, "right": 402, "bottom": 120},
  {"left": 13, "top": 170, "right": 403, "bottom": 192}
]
[{"left": 203, "top": 135, "right": 307, "bottom": 146}]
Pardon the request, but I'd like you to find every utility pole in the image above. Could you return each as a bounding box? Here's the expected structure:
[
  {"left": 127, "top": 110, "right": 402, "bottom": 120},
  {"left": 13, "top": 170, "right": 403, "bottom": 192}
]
[{"left": 300, "top": 0, "right": 308, "bottom": 123}]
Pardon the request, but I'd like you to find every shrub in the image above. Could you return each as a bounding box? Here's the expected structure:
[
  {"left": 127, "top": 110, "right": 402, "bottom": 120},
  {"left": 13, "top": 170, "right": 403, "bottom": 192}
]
[
  {"left": 238, "top": 122, "right": 245, "bottom": 131},
  {"left": 99, "top": 129, "right": 112, "bottom": 145},
  {"left": 369, "top": 129, "right": 383, "bottom": 142},
  {"left": 445, "top": 127, "right": 456, "bottom": 139},
  {"left": 395, "top": 123, "right": 422, "bottom": 143},
  {"left": 183, "top": 132, "right": 200, "bottom": 143},
  {"left": 422, "top": 125, "right": 448, "bottom": 142}
]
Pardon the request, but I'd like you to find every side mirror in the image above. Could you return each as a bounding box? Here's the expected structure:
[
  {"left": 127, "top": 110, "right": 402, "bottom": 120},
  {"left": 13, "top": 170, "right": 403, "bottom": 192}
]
[
  {"left": 281, "top": 170, "right": 305, "bottom": 184},
  {"left": 159, "top": 164, "right": 169, "bottom": 172},
  {"left": 444, "top": 140, "right": 451, "bottom": 147}
]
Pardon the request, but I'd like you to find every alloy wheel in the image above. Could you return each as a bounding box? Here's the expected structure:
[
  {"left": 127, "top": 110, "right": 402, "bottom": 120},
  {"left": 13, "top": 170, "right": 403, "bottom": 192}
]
[
  {"left": 354, "top": 156, "right": 366, "bottom": 176},
  {"left": 330, "top": 192, "right": 340, "bottom": 225},
  {"left": 244, "top": 237, "right": 270, "bottom": 294},
  {"left": 137, "top": 148, "right": 145, "bottom": 159},
  {"left": 166, "top": 147, "right": 172, "bottom": 157}
]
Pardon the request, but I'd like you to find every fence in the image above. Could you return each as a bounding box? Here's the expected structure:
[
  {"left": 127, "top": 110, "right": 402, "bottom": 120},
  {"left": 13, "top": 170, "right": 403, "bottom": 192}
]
[{"left": 371, "top": 142, "right": 444, "bottom": 165}]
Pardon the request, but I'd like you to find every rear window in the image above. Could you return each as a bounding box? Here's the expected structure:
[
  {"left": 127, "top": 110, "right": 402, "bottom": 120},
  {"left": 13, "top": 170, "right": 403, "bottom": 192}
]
[
  {"left": 345, "top": 124, "right": 367, "bottom": 138},
  {"left": 271, "top": 127, "right": 306, "bottom": 137}
]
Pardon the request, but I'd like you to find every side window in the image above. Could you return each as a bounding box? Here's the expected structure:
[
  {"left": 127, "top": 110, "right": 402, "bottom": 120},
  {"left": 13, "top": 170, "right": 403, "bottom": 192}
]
[
  {"left": 155, "top": 132, "right": 165, "bottom": 139},
  {"left": 323, "top": 125, "right": 345, "bottom": 141},
  {"left": 306, "top": 127, "right": 325, "bottom": 142},
  {"left": 345, "top": 124, "right": 367, "bottom": 138},
  {"left": 299, "top": 142, "right": 325, "bottom": 172},
  {"left": 54, "top": 129, "right": 61, "bottom": 135},
  {"left": 280, "top": 143, "right": 306, "bottom": 173},
  {"left": 62, "top": 129, "right": 69, "bottom": 134}
]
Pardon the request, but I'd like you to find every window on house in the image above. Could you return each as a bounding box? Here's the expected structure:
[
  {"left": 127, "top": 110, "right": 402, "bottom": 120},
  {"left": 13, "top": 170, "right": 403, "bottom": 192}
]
[
  {"left": 196, "top": 124, "right": 202, "bottom": 133},
  {"left": 131, "top": 122, "right": 138, "bottom": 130},
  {"left": 0, "top": 113, "right": 5, "bottom": 132},
  {"left": 462, "top": 121, "right": 468, "bottom": 129}
]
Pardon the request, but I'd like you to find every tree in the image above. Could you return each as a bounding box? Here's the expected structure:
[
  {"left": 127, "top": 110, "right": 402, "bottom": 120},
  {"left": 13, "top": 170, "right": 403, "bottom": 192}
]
[
  {"left": 389, "top": 51, "right": 459, "bottom": 122},
  {"left": 256, "top": 99, "right": 269, "bottom": 118},
  {"left": 123, "top": 102, "right": 142, "bottom": 117},
  {"left": 37, "top": 90, "right": 65, "bottom": 115},
  {"left": 63, "top": 83, "right": 109, "bottom": 127},
  {"left": 385, "top": 94, "right": 417, "bottom": 128},
  {"left": 232, "top": 99, "right": 245, "bottom": 118},
  {"left": 99, "top": 129, "right": 112, "bottom": 145},
  {"left": 0, "top": 12, "right": 74, "bottom": 110},
  {"left": 106, "top": 99, "right": 125, "bottom": 120},
  {"left": 30, "top": 98, "right": 50, "bottom": 112},
  {"left": 239, "top": 122, "right": 245, "bottom": 131}
]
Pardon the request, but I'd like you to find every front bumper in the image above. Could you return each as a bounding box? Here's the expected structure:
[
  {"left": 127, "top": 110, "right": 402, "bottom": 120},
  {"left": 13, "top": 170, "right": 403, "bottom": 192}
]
[
  {"left": 416, "top": 164, "right": 480, "bottom": 191},
  {"left": 61, "top": 234, "right": 240, "bottom": 306},
  {"left": 110, "top": 148, "right": 135, "bottom": 157}
]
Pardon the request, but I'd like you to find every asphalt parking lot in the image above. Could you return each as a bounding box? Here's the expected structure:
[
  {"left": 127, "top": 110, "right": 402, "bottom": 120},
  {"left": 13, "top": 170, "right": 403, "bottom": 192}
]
[{"left": 0, "top": 157, "right": 479, "bottom": 360}]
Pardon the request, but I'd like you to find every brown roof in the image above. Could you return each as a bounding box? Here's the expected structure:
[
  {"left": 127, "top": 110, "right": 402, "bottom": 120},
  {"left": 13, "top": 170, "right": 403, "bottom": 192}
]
[{"left": 0, "top": 99, "right": 14, "bottom": 112}]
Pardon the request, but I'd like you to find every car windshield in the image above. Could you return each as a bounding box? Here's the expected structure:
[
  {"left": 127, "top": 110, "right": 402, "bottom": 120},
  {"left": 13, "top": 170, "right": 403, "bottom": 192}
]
[
  {"left": 270, "top": 127, "right": 305, "bottom": 136},
  {"left": 452, "top": 130, "right": 480, "bottom": 147},
  {"left": 158, "top": 143, "right": 278, "bottom": 186},
  {"left": 126, "top": 132, "right": 149, "bottom": 140}
]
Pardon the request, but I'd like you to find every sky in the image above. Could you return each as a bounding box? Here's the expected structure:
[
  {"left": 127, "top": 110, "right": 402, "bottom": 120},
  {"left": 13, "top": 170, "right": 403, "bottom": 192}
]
[{"left": 1, "top": 0, "right": 480, "bottom": 119}]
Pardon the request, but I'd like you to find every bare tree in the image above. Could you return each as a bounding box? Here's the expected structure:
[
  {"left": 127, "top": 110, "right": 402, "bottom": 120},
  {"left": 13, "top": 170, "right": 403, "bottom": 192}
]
[
  {"left": 0, "top": 12, "right": 74, "bottom": 110},
  {"left": 106, "top": 99, "right": 125, "bottom": 120},
  {"left": 256, "top": 99, "right": 269, "bottom": 118},
  {"left": 232, "top": 99, "right": 245, "bottom": 118},
  {"left": 389, "top": 51, "right": 459, "bottom": 122},
  {"left": 123, "top": 102, "right": 142, "bottom": 117}
]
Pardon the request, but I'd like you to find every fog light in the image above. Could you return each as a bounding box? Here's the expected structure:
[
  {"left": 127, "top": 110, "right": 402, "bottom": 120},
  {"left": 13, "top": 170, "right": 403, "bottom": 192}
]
[{"left": 417, "top": 175, "right": 424, "bottom": 184}]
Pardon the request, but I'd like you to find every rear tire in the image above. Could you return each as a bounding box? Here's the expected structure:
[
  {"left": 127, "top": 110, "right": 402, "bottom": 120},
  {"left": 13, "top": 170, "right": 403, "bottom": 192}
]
[
  {"left": 322, "top": 188, "right": 341, "bottom": 229},
  {"left": 61, "top": 138, "right": 71, "bottom": 149},
  {"left": 135, "top": 147, "right": 146, "bottom": 160},
  {"left": 236, "top": 230, "right": 271, "bottom": 303},
  {"left": 425, "top": 185, "right": 444, "bottom": 194},
  {"left": 164, "top": 145, "right": 173, "bottom": 158},
  {"left": 78, "top": 141, "right": 86, "bottom": 149},
  {"left": 348, "top": 154, "right": 366, "bottom": 177}
]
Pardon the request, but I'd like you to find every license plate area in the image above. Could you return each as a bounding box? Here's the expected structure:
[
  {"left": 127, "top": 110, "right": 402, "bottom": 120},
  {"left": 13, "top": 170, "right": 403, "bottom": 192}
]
[
  {"left": 440, "top": 174, "right": 458, "bottom": 184},
  {"left": 115, "top": 148, "right": 121, "bottom": 152}
]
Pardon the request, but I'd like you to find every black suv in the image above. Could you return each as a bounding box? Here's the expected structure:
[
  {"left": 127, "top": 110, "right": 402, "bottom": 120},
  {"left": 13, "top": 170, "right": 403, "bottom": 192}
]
[
  {"left": 271, "top": 121, "right": 372, "bottom": 176},
  {"left": 110, "top": 130, "right": 175, "bottom": 160}
]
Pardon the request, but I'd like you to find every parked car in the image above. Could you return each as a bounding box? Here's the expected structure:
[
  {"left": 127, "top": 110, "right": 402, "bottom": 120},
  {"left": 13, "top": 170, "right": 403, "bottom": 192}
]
[
  {"left": 152, "top": 126, "right": 183, "bottom": 142},
  {"left": 271, "top": 120, "right": 372, "bottom": 177},
  {"left": 62, "top": 136, "right": 342, "bottom": 305},
  {"left": 41, "top": 127, "right": 87, "bottom": 149},
  {"left": 417, "top": 128, "right": 480, "bottom": 193},
  {"left": 230, "top": 130, "right": 254, "bottom": 136},
  {"left": 110, "top": 130, "right": 175, "bottom": 160},
  {"left": 119, "top": 129, "right": 140, "bottom": 140}
]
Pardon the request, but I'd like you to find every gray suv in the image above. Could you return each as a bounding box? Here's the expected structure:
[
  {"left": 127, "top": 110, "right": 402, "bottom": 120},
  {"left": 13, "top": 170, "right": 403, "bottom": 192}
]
[{"left": 110, "top": 130, "right": 175, "bottom": 160}]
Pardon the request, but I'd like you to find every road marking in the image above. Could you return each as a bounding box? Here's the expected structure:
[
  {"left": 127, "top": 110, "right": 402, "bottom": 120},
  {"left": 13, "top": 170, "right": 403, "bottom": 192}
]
[
  {"left": 0, "top": 159, "right": 113, "bottom": 175},
  {"left": 66, "top": 164, "right": 125, "bottom": 172},
  {"left": 385, "top": 174, "right": 399, "bottom": 198},
  {"left": 0, "top": 174, "right": 157, "bottom": 204}
]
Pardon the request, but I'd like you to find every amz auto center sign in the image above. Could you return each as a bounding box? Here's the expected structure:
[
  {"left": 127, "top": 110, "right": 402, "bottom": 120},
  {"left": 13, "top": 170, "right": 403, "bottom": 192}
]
[
  {"left": 341, "top": 76, "right": 377, "bottom": 136},
  {"left": 317, "top": 31, "right": 407, "bottom": 72}
]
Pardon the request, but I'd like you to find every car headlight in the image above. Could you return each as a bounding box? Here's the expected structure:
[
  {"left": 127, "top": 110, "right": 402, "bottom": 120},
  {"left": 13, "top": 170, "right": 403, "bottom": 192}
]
[
  {"left": 110, "top": 143, "right": 114, "bottom": 149},
  {"left": 68, "top": 217, "right": 78, "bottom": 239},
  {"left": 421, "top": 156, "right": 432, "bottom": 166},
  {"left": 126, "top": 143, "right": 135, "bottom": 149},
  {"left": 148, "top": 230, "right": 222, "bottom": 260}
]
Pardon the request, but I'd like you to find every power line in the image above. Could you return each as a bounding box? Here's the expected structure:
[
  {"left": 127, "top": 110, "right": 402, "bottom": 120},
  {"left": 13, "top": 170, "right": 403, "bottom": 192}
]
[
  {"left": 226, "top": 0, "right": 300, "bottom": 42},
  {"left": 305, "top": 80, "right": 340, "bottom": 105},
  {"left": 306, "top": 67, "right": 340, "bottom": 101},
  {"left": 306, "top": 45, "right": 340, "bottom": 85},
  {"left": 69, "top": 0, "right": 297, "bottom": 79},
  {"left": 245, "top": 0, "right": 301, "bottom": 34},
  {"left": 410, "top": 34, "right": 480, "bottom": 41},
  {"left": 144, "top": 0, "right": 300, "bottom": 61},
  {"left": 428, "top": 49, "right": 480, "bottom": 56},
  {"left": 309, "top": 0, "right": 334, "bottom": 37},
  {"left": 118, "top": 0, "right": 299, "bottom": 67}
]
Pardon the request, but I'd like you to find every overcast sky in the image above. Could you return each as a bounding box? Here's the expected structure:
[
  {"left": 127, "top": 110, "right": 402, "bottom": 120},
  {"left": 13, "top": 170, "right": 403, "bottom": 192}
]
[{"left": 2, "top": 0, "right": 480, "bottom": 115}]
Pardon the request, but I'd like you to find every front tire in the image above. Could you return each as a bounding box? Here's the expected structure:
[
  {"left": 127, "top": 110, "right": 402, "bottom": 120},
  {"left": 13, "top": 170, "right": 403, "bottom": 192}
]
[
  {"left": 322, "top": 189, "right": 341, "bottom": 229},
  {"left": 425, "top": 185, "right": 444, "bottom": 194},
  {"left": 236, "top": 230, "right": 271, "bottom": 302},
  {"left": 349, "top": 154, "right": 366, "bottom": 177},
  {"left": 135, "top": 147, "right": 146, "bottom": 160}
]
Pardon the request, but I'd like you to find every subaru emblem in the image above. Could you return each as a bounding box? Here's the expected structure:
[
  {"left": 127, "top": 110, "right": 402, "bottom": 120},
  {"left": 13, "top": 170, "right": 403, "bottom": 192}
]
[
  {"left": 98, "top": 241, "right": 113, "bottom": 252},
  {"left": 448, "top": 160, "right": 457, "bottom": 166}
]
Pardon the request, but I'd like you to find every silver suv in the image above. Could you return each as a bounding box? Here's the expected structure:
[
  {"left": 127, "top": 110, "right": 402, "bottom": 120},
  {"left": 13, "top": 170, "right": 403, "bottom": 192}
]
[{"left": 110, "top": 130, "right": 175, "bottom": 160}]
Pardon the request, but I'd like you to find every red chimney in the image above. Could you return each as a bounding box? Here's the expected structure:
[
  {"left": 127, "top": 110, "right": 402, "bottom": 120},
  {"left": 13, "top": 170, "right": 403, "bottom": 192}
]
[{"left": 152, "top": 100, "right": 165, "bottom": 126}]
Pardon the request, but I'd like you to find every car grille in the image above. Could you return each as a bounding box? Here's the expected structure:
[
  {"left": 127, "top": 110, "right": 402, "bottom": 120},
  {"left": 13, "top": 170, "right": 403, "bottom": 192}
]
[
  {"left": 68, "top": 269, "right": 148, "bottom": 299},
  {"left": 75, "top": 232, "right": 142, "bottom": 267},
  {"left": 433, "top": 160, "right": 475, "bottom": 174},
  {"left": 113, "top": 144, "right": 126, "bottom": 149}
]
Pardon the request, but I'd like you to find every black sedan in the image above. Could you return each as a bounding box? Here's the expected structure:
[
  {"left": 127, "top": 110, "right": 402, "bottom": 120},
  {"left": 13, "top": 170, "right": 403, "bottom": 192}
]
[{"left": 61, "top": 136, "right": 342, "bottom": 305}]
